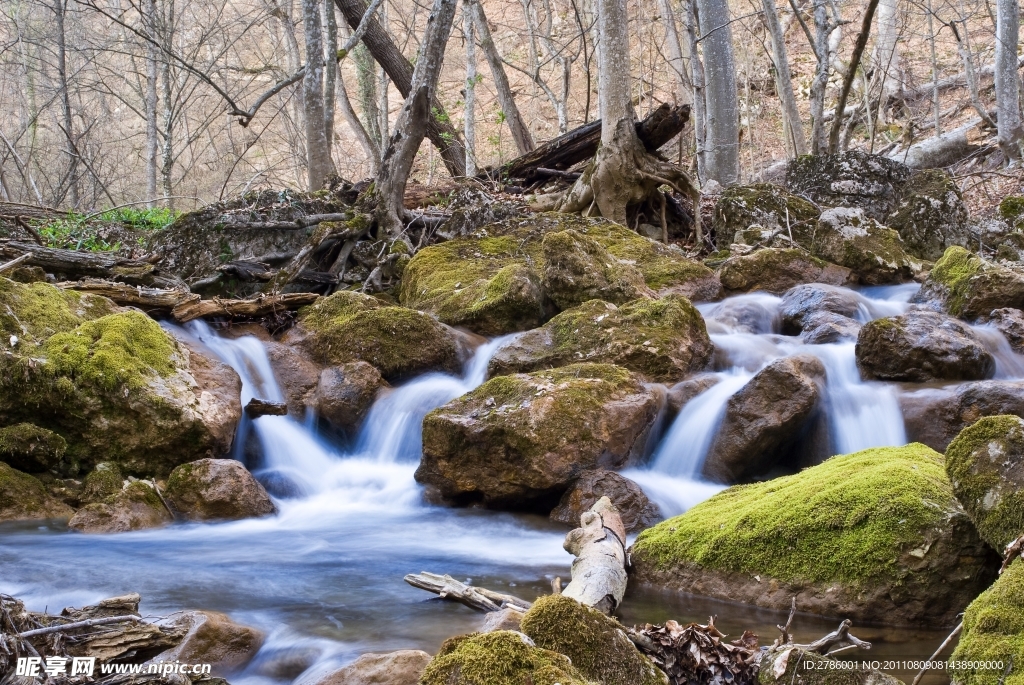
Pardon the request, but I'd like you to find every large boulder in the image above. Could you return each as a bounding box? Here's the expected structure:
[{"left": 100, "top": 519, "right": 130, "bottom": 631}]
[
  {"left": 856, "top": 310, "right": 995, "bottom": 382},
  {"left": 629, "top": 443, "right": 1000, "bottom": 626},
  {"left": 67, "top": 480, "right": 172, "bottom": 533},
  {"left": 164, "top": 459, "right": 276, "bottom": 521},
  {"left": 718, "top": 248, "right": 853, "bottom": 294},
  {"left": 0, "top": 423, "right": 67, "bottom": 474},
  {"left": 801, "top": 310, "right": 862, "bottom": 343},
  {"left": 488, "top": 297, "right": 713, "bottom": 383},
  {"left": 987, "top": 308, "right": 1024, "bottom": 353},
  {"left": 420, "top": 631, "right": 591, "bottom": 685},
  {"left": 785, "top": 151, "right": 912, "bottom": 221},
  {"left": 945, "top": 416, "right": 1024, "bottom": 551},
  {"left": 0, "top": 462, "right": 74, "bottom": 522},
  {"left": 309, "top": 650, "right": 431, "bottom": 685},
  {"left": 520, "top": 595, "right": 667, "bottom": 685},
  {"left": 702, "top": 354, "right": 825, "bottom": 483},
  {"left": 810, "top": 207, "right": 919, "bottom": 284},
  {"left": 417, "top": 364, "right": 660, "bottom": 510},
  {"left": 549, "top": 470, "right": 661, "bottom": 532},
  {"left": 309, "top": 362, "right": 386, "bottom": 437},
  {"left": 290, "top": 291, "right": 463, "bottom": 381},
  {"left": 913, "top": 246, "right": 1024, "bottom": 319},
  {"left": 901, "top": 381, "right": 1024, "bottom": 451},
  {"left": 713, "top": 183, "right": 820, "bottom": 247},
  {"left": 541, "top": 229, "right": 653, "bottom": 310},
  {"left": 264, "top": 341, "right": 321, "bottom": 417},
  {"left": 948, "top": 558, "right": 1024, "bottom": 685},
  {"left": 779, "top": 283, "right": 864, "bottom": 334},
  {"left": 887, "top": 169, "right": 971, "bottom": 261},
  {"left": 153, "top": 610, "right": 264, "bottom": 676}
]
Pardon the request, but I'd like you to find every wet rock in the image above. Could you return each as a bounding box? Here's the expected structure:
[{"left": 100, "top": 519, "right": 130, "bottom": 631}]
[
  {"left": 779, "top": 283, "right": 864, "bottom": 334},
  {"left": 912, "top": 246, "right": 1024, "bottom": 319},
  {"left": 901, "top": 381, "right": 1024, "bottom": 452},
  {"left": 986, "top": 308, "right": 1024, "bottom": 353},
  {"left": 702, "top": 355, "right": 825, "bottom": 482},
  {"left": 0, "top": 462, "right": 74, "bottom": 522},
  {"left": 164, "top": 459, "right": 276, "bottom": 521},
  {"left": 481, "top": 608, "right": 525, "bottom": 633},
  {"left": 488, "top": 297, "right": 713, "bottom": 383},
  {"left": 418, "top": 364, "right": 660, "bottom": 510},
  {"left": 263, "top": 341, "right": 321, "bottom": 417},
  {"left": 0, "top": 423, "right": 67, "bottom": 474},
  {"left": 550, "top": 470, "right": 661, "bottom": 532},
  {"left": 311, "top": 651, "right": 431, "bottom": 685},
  {"left": 703, "top": 294, "right": 782, "bottom": 334},
  {"left": 79, "top": 462, "right": 124, "bottom": 503},
  {"left": 244, "top": 398, "right": 288, "bottom": 418},
  {"left": 718, "top": 248, "right": 852, "bottom": 295},
  {"left": 542, "top": 229, "right": 654, "bottom": 310},
  {"left": 887, "top": 169, "right": 971, "bottom": 261},
  {"left": 758, "top": 647, "right": 903, "bottom": 685},
  {"left": 7, "top": 265, "right": 48, "bottom": 283},
  {"left": 856, "top": 310, "right": 995, "bottom": 382},
  {"left": 630, "top": 443, "right": 1000, "bottom": 626},
  {"left": 801, "top": 311, "right": 862, "bottom": 344},
  {"left": 785, "top": 151, "right": 912, "bottom": 221},
  {"left": 521, "top": 594, "right": 667, "bottom": 685},
  {"left": 811, "top": 207, "right": 919, "bottom": 285},
  {"left": 948, "top": 557, "right": 1024, "bottom": 685},
  {"left": 945, "top": 415, "right": 1024, "bottom": 551},
  {"left": 291, "top": 291, "right": 463, "bottom": 381},
  {"left": 420, "top": 630, "right": 591, "bottom": 685},
  {"left": 310, "top": 362, "right": 386, "bottom": 437},
  {"left": 67, "top": 480, "right": 172, "bottom": 533},
  {"left": 666, "top": 374, "right": 721, "bottom": 413},
  {"left": 713, "top": 183, "right": 820, "bottom": 247},
  {"left": 999, "top": 194, "right": 1024, "bottom": 229},
  {"left": 154, "top": 610, "right": 264, "bottom": 676}
]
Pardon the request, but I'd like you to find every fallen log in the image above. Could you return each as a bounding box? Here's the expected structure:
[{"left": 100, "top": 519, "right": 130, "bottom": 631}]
[
  {"left": 171, "top": 292, "right": 319, "bottom": 322},
  {"left": 561, "top": 496, "right": 627, "bottom": 614},
  {"left": 57, "top": 279, "right": 199, "bottom": 313},
  {"left": 887, "top": 117, "right": 988, "bottom": 169},
  {"left": 404, "top": 572, "right": 532, "bottom": 613},
  {"left": 496, "top": 103, "right": 691, "bottom": 182},
  {"left": 217, "top": 260, "right": 276, "bottom": 282},
  {"left": 0, "top": 253, "right": 30, "bottom": 273},
  {"left": 0, "top": 240, "right": 186, "bottom": 289}
]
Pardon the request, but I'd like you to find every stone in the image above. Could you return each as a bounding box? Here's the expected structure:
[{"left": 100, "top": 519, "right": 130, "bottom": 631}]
[
  {"left": 0, "top": 462, "right": 74, "bottom": 522},
  {"left": 801, "top": 311, "right": 862, "bottom": 344},
  {"left": 541, "top": 229, "right": 656, "bottom": 310},
  {"left": 67, "top": 480, "right": 172, "bottom": 533},
  {"left": 948, "top": 558, "right": 1024, "bottom": 685},
  {"left": 80, "top": 462, "right": 124, "bottom": 503},
  {"left": 666, "top": 374, "right": 721, "bottom": 413},
  {"left": 702, "top": 355, "right": 825, "bottom": 482},
  {"left": 153, "top": 610, "right": 264, "bottom": 676},
  {"left": 262, "top": 341, "right": 322, "bottom": 417},
  {"left": 0, "top": 424, "right": 67, "bottom": 474},
  {"left": 986, "top": 308, "right": 1024, "bottom": 353},
  {"left": 481, "top": 608, "right": 525, "bottom": 633},
  {"left": 718, "top": 248, "right": 852, "bottom": 294},
  {"left": 521, "top": 595, "right": 667, "bottom": 685},
  {"left": 420, "top": 631, "right": 591, "bottom": 685},
  {"left": 310, "top": 651, "right": 431, "bottom": 685},
  {"left": 856, "top": 310, "right": 995, "bottom": 382},
  {"left": 912, "top": 246, "right": 1024, "bottom": 319},
  {"left": 629, "top": 443, "right": 1000, "bottom": 626},
  {"left": 999, "top": 194, "right": 1024, "bottom": 228},
  {"left": 713, "top": 183, "right": 820, "bottom": 247},
  {"left": 164, "top": 459, "right": 276, "bottom": 521},
  {"left": 901, "top": 381, "right": 1024, "bottom": 452},
  {"left": 310, "top": 362, "right": 386, "bottom": 437},
  {"left": 785, "top": 151, "right": 912, "bottom": 221},
  {"left": 811, "top": 207, "right": 919, "bottom": 285},
  {"left": 417, "top": 364, "right": 660, "bottom": 510},
  {"left": 887, "top": 169, "right": 971, "bottom": 261},
  {"left": 945, "top": 415, "right": 1024, "bottom": 551},
  {"left": 550, "top": 470, "right": 661, "bottom": 532},
  {"left": 487, "top": 297, "right": 713, "bottom": 383},
  {"left": 779, "top": 283, "right": 864, "bottom": 334}
]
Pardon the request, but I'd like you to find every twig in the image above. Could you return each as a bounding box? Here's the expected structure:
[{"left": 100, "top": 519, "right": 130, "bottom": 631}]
[
  {"left": 0, "top": 253, "right": 31, "bottom": 273},
  {"left": 910, "top": 622, "right": 962, "bottom": 685},
  {"left": 18, "top": 615, "right": 140, "bottom": 638}
]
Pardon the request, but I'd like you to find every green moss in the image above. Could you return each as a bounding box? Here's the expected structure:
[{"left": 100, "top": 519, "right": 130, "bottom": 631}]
[
  {"left": 949, "top": 558, "right": 1024, "bottom": 685},
  {"left": 929, "top": 246, "right": 984, "bottom": 317},
  {"left": 81, "top": 462, "right": 124, "bottom": 503},
  {"left": 632, "top": 443, "right": 956, "bottom": 586},
  {"left": 0, "top": 423, "right": 66, "bottom": 471},
  {"left": 999, "top": 195, "right": 1024, "bottom": 223},
  {"left": 713, "top": 183, "right": 820, "bottom": 246},
  {"left": 119, "top": 479, "right": 165, "bottom": 509},
  {"left": 42, "top": 311, "right": 178, "bottom": 391},
  {"left": 420, "top": 631, "right": 594, "bottom": 685},
  {"left": 0, "top": 461, "right": 72, "bottom": 520},
  {"left": 945, "top": 415, "right": 1024, "bottom": 551},
  {"left": 521, "top": 595, "right": 665, "bottom": 685},
  {"left": 0, "top": 277, "right": 116, "bottom": 346}
]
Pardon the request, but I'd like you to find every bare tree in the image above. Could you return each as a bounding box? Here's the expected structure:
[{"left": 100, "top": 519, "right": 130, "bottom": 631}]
[
  {"left": 697, "top": 0, "right": 738, "bottom": 182},
  {"left": 995, "top": 0, "right": 1022, "bottom": 159},
  {"left": 762, "top": 0, "right": 806, "bottom": 156},
  {"left": 303, "top": 0, "right": 338, "bottom": 189},
  {"left": 463, "top": 0, "right": 477, "bottom": 175}
]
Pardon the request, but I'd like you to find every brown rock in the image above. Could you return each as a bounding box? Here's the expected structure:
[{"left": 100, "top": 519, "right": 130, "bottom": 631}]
[
  {"left": 779, "top": 283, "right": 863, "bottom": 334},
  {"left": 68, "top": 480, "right": 172, "bottom": 533},
  {"left": 481, "top": 607, "right": 525, "bottom": 632},
  {"left": 550, "top": 470, "right": 661, "bottom": 532},
  {"left": 900, "top": 380, "right": 1024, "bottom": 452},
  {"left": 800, "top": 311, "right": 861, "bottom": 344},
  {"left": 309, "top": 650, "right": 432, "bottom": 685},
  {"left": 152, "top": 610, "right": 264, "bottom": 675},
  {"left": 177, "top": 342, "right": 244, "bottom": 465},
  {"left": 164, "top": 459, "right": 276, "bottom": 521},
  {"left": 265, "top": 341, "right": 321, "bottom": 417},
  {"left": 986, "top": 307, "right": 1024, "bottom": 353},
  {"left": 311, "top": 362, "right": 386, "bottom": 436},
  {"left": 666, "top": 375, "right": 721, "bottom": 414},
  {"left": 718, "top": 248, "right": 853, "bottom": 295},
  {"left": 541, "top": 229, "right": 654, "bottom": 310},
  {"left": 0, "top": 462, "right": 74, "bottom": 522}
]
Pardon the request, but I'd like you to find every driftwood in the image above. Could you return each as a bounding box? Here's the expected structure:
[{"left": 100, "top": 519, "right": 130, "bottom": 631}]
[
  {"left": 404, "top": 572, "right": 533, "bottom": 613},
  {"left": 245, "top": 398, "right": 288, "bottom": 418},
  {"left": 18, "top": 615, "right": 141, "bottom": 638},
  {"left": 0, "top": 240, "right": 186, "bottom": 289},
  {"left": 171, "top": 293, "right": 319, "bottom": 322},
  {"left": 561, "top": 496, "right": 627, "bottom": 614},
  {"left": 497, "top": 103, "right": 691, "bottom": 182},
  {"left": 57, "top": 279, "right": 199, "bottom": 313},
  {"left": 888, "top": 118, "right": 988, "bottom": 169}
]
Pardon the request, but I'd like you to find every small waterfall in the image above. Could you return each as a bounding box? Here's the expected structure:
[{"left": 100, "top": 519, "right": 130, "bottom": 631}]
[{"left": 971, "top": 324, "right": 1024, "bottom": 379}]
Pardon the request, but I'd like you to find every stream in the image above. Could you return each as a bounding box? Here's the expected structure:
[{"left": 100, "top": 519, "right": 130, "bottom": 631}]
[{"left": 4, "top": 283, "right": 1022, "bottom": 684}]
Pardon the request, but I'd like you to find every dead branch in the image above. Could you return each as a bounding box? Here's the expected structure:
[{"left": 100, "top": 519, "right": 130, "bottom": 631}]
[
  {"left": 404, "top": 572, "right": 532, "bottom": 613},
  {"left": 0, "top": 253, "right": 31, "bottom": 273},
  {"left": 0, "top": 240, "right": 186, "bottom": 289},
  {"left": 171, "top": 293, "right": 319, "bottom": 322},
  {"left": 57, "top": 279, "right": 199, "bottom": 312},
  {"left": 18, "top": 615, "right": 141, "bottom": 639},
  {"left": 910, "top": 622, "right": 962, "bottom": 685}
]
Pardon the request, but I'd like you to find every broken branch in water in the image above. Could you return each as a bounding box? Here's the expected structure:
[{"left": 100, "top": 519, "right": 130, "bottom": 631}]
[
  {"left": 561, "top": 496, "right": 627, "bottom": 614},
  {"left": 404, "top": 572, "right": 532, "bottom": 613},
  {"left": 18, "top": 615, "right": 142, "bottom": 638}
]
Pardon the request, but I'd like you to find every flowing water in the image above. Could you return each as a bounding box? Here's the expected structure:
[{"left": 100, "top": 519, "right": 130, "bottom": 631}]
[{"left": 3, "top": 284, "right": 1020, "bottom": 684}]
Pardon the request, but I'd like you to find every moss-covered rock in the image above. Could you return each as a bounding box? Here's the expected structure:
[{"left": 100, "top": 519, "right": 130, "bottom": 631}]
[
  {"left": 718, "top": 248, "right": 852, "bottom": 294},
  {"left": 811, "top": 208, "right": 920, "bottom": 284},
  {"left": 520, "top": 595, "right": 666, "bottom": 685},
  {"left": 912, "top": 246, "right": 1024, "bottom": 319},
  {"left": 888, "top": 169, "right": 971, "bottom": 261},
  {"left": 998, "top": 195, "right": 1024, "bottom": 227},
  {"left": 67, "top": 480, "right": 173, "bottom": 533},
  {"left": 541, "top": 229, "right": 653, "bottom": 310},
  {"left": 758, "top": 647, "right": 904, "bottom": 685},
  {"left": 420, "top": 631, "right": 594, "bottom": 685},
  {"left": 949, "top": 558, "right": 1024, "bottom": 685},
  {"left": 785, "top": 151, "right": 912, "bottom": 221},
  {"left": 80, "top": 462, "right": 124, "bottom": 503},
  {"left": 0, "top": 423, "right": 67, "bottom": 473},
  {"left": 294, "top": 290, "right": 462, "bottom": 381},
  {"left": 0, "top": 462, "right": 74, "bottom": 522},
  {"left": 713, "top": 183, "right": 820, "bottom": 247},
  {"left": 488, "top": 297, "right": 712, "bottom": 383},
  {"left": 0, "top": 276, "right": 117, "bottom": 346},
  {"left": 417, "top": 364, "right": 660, "bottom": 510},
  {"left": 945, "top": 416, "right": 1024, "bottom": 551},
  {"left": 629, "top": 444, "right": 999, "bottom": 626},
  {"left": 164, "top": 458, "right": 276, "bottom": 521}
]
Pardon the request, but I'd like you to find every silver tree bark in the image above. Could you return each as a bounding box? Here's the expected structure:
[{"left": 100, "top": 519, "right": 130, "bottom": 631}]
[
  {"left": 762, "top": 0, "right": 807, "bottom": 156},
  {"left": 52, "top": 0, "right": 78, "bottom": 207},
  {"left": 144, "top": 0, "right": 159, "bottom": 204},
  {"left": 685, "top": 0, "right": 707, "bottom": 181},
  {"left": 659, "top": 0, "right": 692, "bottom": 107},
  {"left": 463, "top": 0, "right": 477, "bottom": 176},
  {"left": 995, "top": 0, "right": 1023, "bottom": 159},
  {"left": 808, "top": 0, "right": 830, "bottom": 153},
  {"left": 323, "top": 0, "right": 339, "bottom": 149},
  {"left": 303, "top": 0, "right": 338, "bottom": 189},
  {"left": 697, "top": 0, "right": 738, "bottom": 183},
  {"left": 872, "top": 0, "right": 902, "bottom": 101}
]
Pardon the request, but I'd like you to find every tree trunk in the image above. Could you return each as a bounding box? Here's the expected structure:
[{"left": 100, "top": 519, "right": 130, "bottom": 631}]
[
  {"left": 827, "top": 0, "right": 880, "bottom": 152},
  {"left": 463, "top": 0, "right": 477, "bottom": 176},
  {"left": 685, "top": 0, "right": 708, "bottom": 181},
  {"left": 872, "top": 0, "right": 902, "bottom": 102},
  {"left": 762, "top": 0, "right": 807, "bottom": 156},
  {"left": 995, "top": 0, "right": 1023, "bottom": 159},
  {"left": 659, "top": 0, "right": 693, "bottom": 107},
  {"left": 335, "top": 0, "right": 467, "bottom": 177},
  {"left": 323, "top": 0, "right": 339, "bottom": 150},
  {"left": 561, "top": 497, "right": 628, "bottom": 614},
  {"left": 808, "top": 0, "right": 830, "bottom": 153},
  {"left": 144, "top": 0, "right": 159, "bottom": 204},
  {"left": 303, "top": 0, "right": 338, "bottom": 190},
  {"left": 160, "top": 0, "right": 175, "bottom": 209},
  {"left": 52, "top": 0, "right": 78, "bottom": 208},
  {"left": 353, "top": 44, "right": 382, "bottom": 145},
  {"left": 697, "top": 0, "right": 738, "bottom": 183}
]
